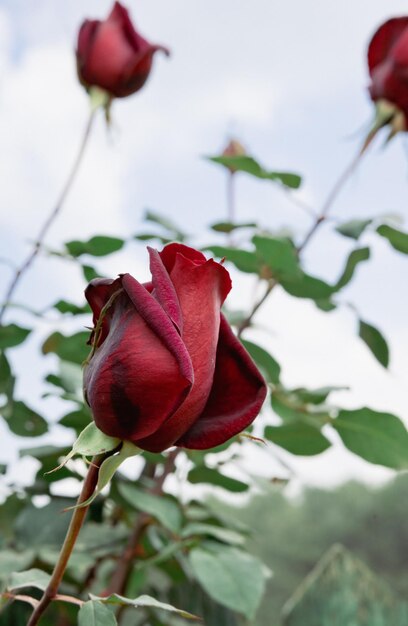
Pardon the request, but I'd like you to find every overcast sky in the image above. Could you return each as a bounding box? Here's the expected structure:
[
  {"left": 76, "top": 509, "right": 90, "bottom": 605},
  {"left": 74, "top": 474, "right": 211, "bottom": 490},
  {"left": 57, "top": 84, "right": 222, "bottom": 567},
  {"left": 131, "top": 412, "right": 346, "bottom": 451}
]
[{"left": 0, "top": 0, "right": 408, "bottom": 492}]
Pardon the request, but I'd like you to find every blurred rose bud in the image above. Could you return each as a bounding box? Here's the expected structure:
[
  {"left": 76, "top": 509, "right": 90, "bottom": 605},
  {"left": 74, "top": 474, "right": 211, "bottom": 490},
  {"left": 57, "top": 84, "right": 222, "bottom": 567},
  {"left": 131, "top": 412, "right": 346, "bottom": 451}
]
[
  {"left": 76, "top": 1, "right": 169, "bottom": 98},
  {"left": 83, "top": 244, "right": 266, "bottom": 452},
  {"left": 367, "top": 17, "right": 408, "bottom": 137},
  {"left": 222, "top": 139, "right": 247, "bottom": 173}
]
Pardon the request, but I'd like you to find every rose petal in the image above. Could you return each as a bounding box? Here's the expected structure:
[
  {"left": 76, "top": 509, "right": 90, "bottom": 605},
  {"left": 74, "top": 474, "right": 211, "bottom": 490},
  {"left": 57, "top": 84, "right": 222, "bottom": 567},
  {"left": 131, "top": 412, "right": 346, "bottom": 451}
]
[
  {"left": 77, "top": 19, "right": 100, "bottom": 66},
  {"left": 159, "top": 242, "right": 207, "bottom": 272},
  {"left": 82, "top": 13, "right": 136, "bottom": 94},
  {"left": 136, "top": 255, "right": 231, "bottom": 452},
  {"left": 84, "top": 273, "right": 193, "bottom": 442},
  {"left": 85, "top": 277, "right": 122, "bottom": 346},
  {"left": 148, "top": 246, "right": 183, "bottom": 333},
  {"left": 368, "top": 17, "right": 408, "bottom": 74},
  {"left": 176, "top": 315, "right": 267, "bottom": 449}
]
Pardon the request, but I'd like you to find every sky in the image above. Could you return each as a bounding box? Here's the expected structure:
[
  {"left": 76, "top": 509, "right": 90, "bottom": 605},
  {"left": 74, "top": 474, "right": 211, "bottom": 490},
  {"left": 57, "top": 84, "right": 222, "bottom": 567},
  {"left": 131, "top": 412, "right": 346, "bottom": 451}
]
[{"left": 0, "top": 0, "right": 408, "bottom": 493}]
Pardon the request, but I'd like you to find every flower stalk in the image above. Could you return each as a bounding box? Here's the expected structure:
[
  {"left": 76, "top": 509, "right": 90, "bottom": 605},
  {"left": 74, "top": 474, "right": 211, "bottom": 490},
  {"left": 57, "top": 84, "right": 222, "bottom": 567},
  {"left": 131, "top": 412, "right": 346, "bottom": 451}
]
[{"left": 27, "top": 453, "right": 108, "bottom": 626}]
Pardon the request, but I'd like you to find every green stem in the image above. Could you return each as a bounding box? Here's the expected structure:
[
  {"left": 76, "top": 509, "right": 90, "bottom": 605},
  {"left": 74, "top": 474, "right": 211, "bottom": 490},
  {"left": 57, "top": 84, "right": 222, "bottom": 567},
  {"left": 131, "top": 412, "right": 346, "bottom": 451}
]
[{"left": 27, "top": 453, "right": 107, "bottom": 626}]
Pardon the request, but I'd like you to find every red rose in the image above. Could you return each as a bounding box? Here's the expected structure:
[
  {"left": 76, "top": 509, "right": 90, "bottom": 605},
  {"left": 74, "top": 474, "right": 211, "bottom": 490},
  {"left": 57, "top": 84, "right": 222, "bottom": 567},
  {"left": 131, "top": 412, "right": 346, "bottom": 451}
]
[
  {"left": 368, "top": 17, "right": 408, "bottom": 124},
  {"left": 83, "top": 244, "right": 267, "bottom": 452},
  {"left": 77, "top": 2, "right": 169, "bottom": 98}
]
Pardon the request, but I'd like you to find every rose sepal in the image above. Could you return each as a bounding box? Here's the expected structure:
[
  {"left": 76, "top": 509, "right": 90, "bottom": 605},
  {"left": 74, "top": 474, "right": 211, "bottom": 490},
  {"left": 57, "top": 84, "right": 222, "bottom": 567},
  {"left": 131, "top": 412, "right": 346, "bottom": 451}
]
[
  {"left": 362, "top": 98, "right": 406, "bottom": 152},
  {"left": 65, "top": 440, "right": 142, "bottom": 511},
  {"left": 45, "top": 422, "right": 122, "bottom": 475}
]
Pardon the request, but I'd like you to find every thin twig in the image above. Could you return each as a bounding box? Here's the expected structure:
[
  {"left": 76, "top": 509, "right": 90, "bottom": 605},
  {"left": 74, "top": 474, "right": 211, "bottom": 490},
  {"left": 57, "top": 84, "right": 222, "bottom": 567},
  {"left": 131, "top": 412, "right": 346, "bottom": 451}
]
[
  {"left": 237, "top": 142, "right": 371, "bottom": 335},
  {"left": 237, "top": 279, "right": 276, "bottom": 338},
  {"left": 297, "top": 142, "right": 371, "bottom": 254},
  {"left": 0, "top": 108, "right": 96, "bottom": 325},
  {"left": 27, "top": 453, "right": 108, "bottom": 626},
  {"left": 227, "top": 172, "right": 236, "bottom": 245}
]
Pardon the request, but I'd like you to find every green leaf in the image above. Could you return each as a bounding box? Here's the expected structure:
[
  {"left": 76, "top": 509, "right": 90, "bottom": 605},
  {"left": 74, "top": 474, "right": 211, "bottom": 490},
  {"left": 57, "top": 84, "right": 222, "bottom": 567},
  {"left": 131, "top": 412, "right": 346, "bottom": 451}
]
[
  {"left": 377, "top": 224, "right": 408, "bottom": 253},
  {"left": 59, "top": 408, "right": 91, "bottom": 433},
  {"left": 265, "top": 422, "right": 331, "bottom": 455},
  {"left": 293, "top": 386, "right": 348, "bottom": 405},
  {"left": 208, "top": 155, "right": 302, "bottom": 188},
  {"left": 0, "top": 351, "right": 14, "bottom": 398},
  {"left": 0, "top": 324, "right": 30, "bottom": 349},
  {"left": 14, "top": 499, "right": 74, "bottom": 548},
  {"left": 241, "top": 339, "right": 280, "bottom": 384},
  {"left": 335, "top": 247, "right": 370, "bottom": 290},
  {"left": 65, "top": 235, "right": 125, "bottom": 258},
  {"left": 7, "top": 568, "right": 50, "bottom": 592},
  {"left": 190, "top": 546, "right": 267, "bottom": 619},
  {"left": 46, "top": 361, "right": 83, "bottom": 398},
  {"left": 0, "top": 551, "right": 35, "bottom": 581},
  {"left": 335, "top": 219, "right": 372, "bottom": 240},
  {"left": 20, "top": 444, "right": 68, "bottom": 460},
  {"left": 78, "top": 601, "right": 117, "bottom": 626},
  {"left": 3, "top": 401, "right": 48, "bottom": 437},
  {"left": 359, "top": 320, "right": 389, "bottom": 368},
  {"left": 333, "top": 408, "right": 408, "bottom": 469},
  {"left": 53, "top": 300, "right": 89, "bottom": 315},
  {"left": 210, "top": 221, "right": 256, "bottom": 234},
  {"left": 205, "top": 246, "right": 260, "bottom": 274},
  {"left": 90, "top": 593, "right": 200, "bottom": 621},
  {"left": 271, "top": 391, "right": 331, "bottom": 427},
  {"left": 187, "top": 467, "right": 248, "bottom": 493},
  {"left": 118, "top": 483, "right": 182, "bottom": 533},
  {"left": 253, "top": 235, "right": 301, "bottom": 281},
  {"left": 82, "top": 265, "right": 100, "bottom": 282},
  {"left": 181, "top": 523, "right": 245, "bottom": 546},
  {"left": 144, "top": 210, "right": 186, "bottom": 241},
  {"left": 42, "top": 331, "right": 90, "bottom": 365},
  {"left": 134, "top": 232, "right": 172, "bottom": 244},
  {"left": 281, "top": 272, "right": 334, "bottom": 300}
]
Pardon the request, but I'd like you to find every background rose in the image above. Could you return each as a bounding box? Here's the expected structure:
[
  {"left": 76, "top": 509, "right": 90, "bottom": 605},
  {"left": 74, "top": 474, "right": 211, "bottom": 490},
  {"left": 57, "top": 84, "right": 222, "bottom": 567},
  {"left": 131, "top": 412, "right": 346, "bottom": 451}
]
[
  {"left": 77, "top": 1, "right": 169, "bottom": 98},
  {"left": 84, "top": 243, "right": 267, "bottom": 452},
  {"left": 368, "top": 16, "right": 408, "bottom": 123}
]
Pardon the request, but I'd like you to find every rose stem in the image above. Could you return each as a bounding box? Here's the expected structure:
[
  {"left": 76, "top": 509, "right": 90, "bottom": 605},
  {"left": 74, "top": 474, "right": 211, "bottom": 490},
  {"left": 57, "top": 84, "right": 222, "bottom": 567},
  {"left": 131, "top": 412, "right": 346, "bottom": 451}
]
[
  {"left": 27, "top": 453, "right": 108, "bottom": 626},
  {"left": 227, "top": 172, "right": 236, "bottom": 224},
  {"left": 237, "top": 141, "right": 373, "bottom": 336},
  {"left": 0, "top": 108, "right": 96, "bottom": 325},
  {"left": 226, "top": 172, "right": 236, "bottom": 245},
  {"left": 104, "top": 448, "right": 179, "bottom": 598},
  {"left": 297, "top": 146, "right": 367, "bottom": 253}
]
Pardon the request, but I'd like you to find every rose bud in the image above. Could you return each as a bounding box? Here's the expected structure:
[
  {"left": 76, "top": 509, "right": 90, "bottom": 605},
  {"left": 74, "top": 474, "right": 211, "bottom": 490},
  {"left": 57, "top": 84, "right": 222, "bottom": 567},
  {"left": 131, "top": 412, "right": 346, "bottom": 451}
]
[
  {"left": 222, "top": 139, "right": 247, "bottom": 173},
  {"left": 83, "top": 244, "right": 267, "bottom": 452},
  {"left": 77, "top": 2, "right": 169, "bottom": 99},
  {"left": 367, "top": 17, "right": 408, "bottom": 138}
]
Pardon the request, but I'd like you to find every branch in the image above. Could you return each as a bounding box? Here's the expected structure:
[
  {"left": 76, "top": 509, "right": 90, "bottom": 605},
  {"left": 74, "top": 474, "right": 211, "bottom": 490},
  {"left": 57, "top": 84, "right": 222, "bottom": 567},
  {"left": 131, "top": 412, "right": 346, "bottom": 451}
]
[
  {"left": 237, "top": 141, "right": 373, "bottom": 336},
  {"left": 237, "top": 279, "right": 276, "bottom": 338},
  {"left": 0, "top": 108, "right": 96, "bottom": 325}
]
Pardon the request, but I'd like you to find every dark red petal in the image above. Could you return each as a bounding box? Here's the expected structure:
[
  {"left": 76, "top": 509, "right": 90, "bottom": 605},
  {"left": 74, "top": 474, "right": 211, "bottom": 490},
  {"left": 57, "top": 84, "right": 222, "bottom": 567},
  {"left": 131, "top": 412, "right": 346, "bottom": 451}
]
[
  {"left": 159, "top": 243, "right": 207, "bottom": 273},
  {"left": 136, "top": 257, "right": 231, "bottom": 452},
  {"left": 77, "top": 19, "right": 100, "bottom": 61},
  {"left": 85, "top": 277, "right": 119, "bottom": 322},
  {"left": 85, "top": 273, "right": 193, "bottom": 442},
  {"left": 108, "top": 1, "right": 145, "bottom": 52},
  {"left": 120, "top": 273, "right": 193, "bottom": 386},
  {"left": 148, "top": 247, "right": 183, "bottom": 333},
  {"left": 176, "top": 315, "right": 267, "bottom": 449},
  {"left": 368, "top": 17, "right": 408, "bottom": 75},
  {"left": 81, "top": 16, "right": 136, "bottom": 94},
  {"left": 85, "top": 277, "right": 122, "bottom": 346}
]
